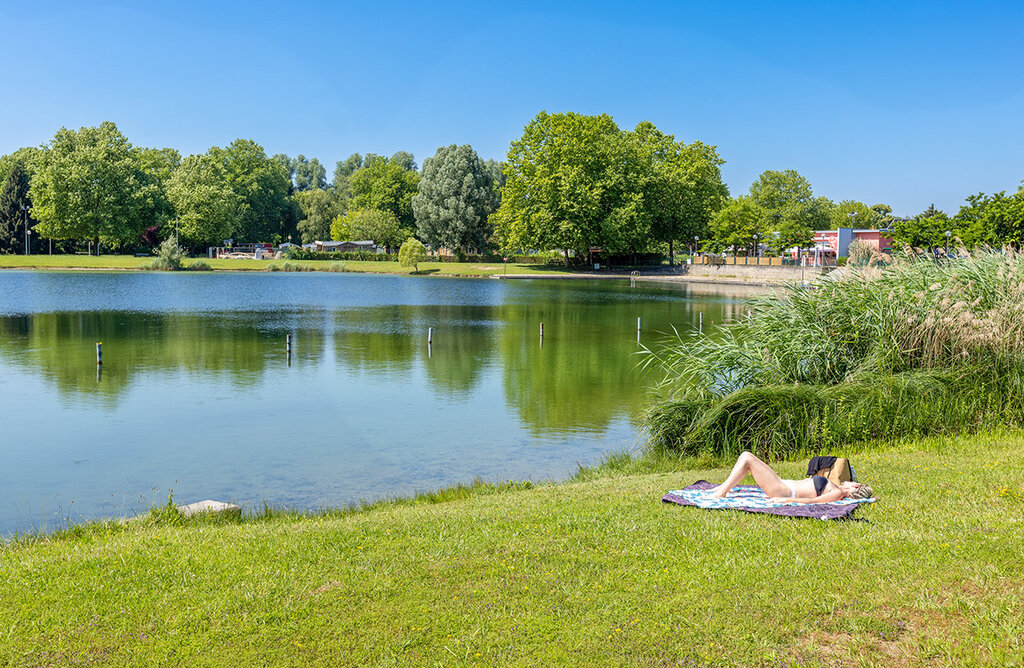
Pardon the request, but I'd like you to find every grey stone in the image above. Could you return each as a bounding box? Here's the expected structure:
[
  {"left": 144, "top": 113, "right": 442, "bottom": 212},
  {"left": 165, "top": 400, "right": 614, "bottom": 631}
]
[{"left": 177, "top": 500, "right": 242, "bottom": 518}]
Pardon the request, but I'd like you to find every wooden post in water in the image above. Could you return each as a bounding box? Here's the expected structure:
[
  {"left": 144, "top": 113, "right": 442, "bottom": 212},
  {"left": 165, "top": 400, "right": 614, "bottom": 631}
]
[
  {"left": 286, "top": 333, "right": 292, "bottom": 366},
  {"left": 428, "top": 327, "right": 433, "bottom": 344},
  {"left": 539, "top": 322, "right": 544, "bottom": 347},
  {"left": 96, "top": 342, "right": 102, "bottom": 365},
  {"left": 637, "top": 316, "right": 641, "bottom": 343},
  {"left": 699, "top": 312, "right": 703, "bottom": 334}
]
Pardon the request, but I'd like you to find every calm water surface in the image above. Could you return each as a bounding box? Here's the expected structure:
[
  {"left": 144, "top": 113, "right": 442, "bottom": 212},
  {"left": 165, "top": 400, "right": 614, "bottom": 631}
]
[{"left": 0, "top": 271, "right": 760, "bottom": 534}]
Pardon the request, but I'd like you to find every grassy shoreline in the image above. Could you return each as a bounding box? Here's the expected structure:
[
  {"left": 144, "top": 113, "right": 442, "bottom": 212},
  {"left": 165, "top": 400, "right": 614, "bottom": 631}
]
[
  {"left": 0, "top": 254, "right": 788, "bottom": 284},
  {"left": 3, "top": 430, "right": 1022, "bottom": 665},
  {"left": 0, "top": 254, "right": 577, "bottom": 277}
]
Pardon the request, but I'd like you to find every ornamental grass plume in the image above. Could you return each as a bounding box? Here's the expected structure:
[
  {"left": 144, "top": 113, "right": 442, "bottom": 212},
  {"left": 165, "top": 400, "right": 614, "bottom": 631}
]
[{"left": 642, "top": 249, "right": 1024, "bottom": 456}]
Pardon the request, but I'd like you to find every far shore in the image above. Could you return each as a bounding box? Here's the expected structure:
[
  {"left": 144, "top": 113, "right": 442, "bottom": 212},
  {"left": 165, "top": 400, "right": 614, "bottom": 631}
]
[{"left": 0, "top": 255, "right": 793, "bottom": 286}]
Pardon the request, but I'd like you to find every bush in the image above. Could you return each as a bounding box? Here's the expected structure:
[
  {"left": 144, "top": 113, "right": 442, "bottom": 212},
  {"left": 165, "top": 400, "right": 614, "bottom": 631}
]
[
  {"left": 187, "top": 260, "right": 212, "bottom": 271},
  {"left": 643, "top": 250, "right": 1024, "bottom": 457},
  {"left": 399, "top": 238, "right": 428, "bottom": 271},
  {"left": 286, "top": 249, "right": 395, "bottom": 262},
  {"left": 142, "top": 238, "right": 186, "bottom": 271}
]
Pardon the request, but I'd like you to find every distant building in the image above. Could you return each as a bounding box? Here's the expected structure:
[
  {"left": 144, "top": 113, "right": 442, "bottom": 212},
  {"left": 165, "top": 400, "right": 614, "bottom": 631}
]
[
  {"left": 313, "top": 240, "right": 378, "bottom": 253},
  {"left": 812, "top": 228, "right": 894, "bottom": 258}
]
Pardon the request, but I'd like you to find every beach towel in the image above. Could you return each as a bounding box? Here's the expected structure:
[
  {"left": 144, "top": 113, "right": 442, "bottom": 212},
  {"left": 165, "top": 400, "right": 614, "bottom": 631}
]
[{"left": 662, "top": 480, "right": 876, "bottom": 520}]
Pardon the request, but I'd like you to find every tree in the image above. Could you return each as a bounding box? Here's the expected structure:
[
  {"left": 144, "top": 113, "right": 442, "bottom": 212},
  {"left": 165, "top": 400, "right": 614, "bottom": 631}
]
[
  {"left": 0, "top": 147, "right": 41, "bottom": 186},
  {"left": 413, "top": 144, "right": 498, "bottom": 255},
  {"left": 332, "top": 153, "right": 364, "bottom": 197},
  {"left": 399, "top": 237, "right": 428, "bottom": 271},
  {"left": 952, "top": 187, "right": 1024, "bottom": 248},
  {"left": 748, "top": 170, "right": 829, "bottom": 252},
  {"left": 333, "top": 208, "right": 404, "bottom": 251},
  {"left": 828, "top": 200, "right": 881, "bottom": 229},
  {"left": 708, "top": 197, "right": 763, "bottom": 253},
  {"left": 492, "top": 111, "right": 651, "bottom": 259},
  {"left": 271, "top": 153, "right": 295, "bottom": 185},
  {"left": 30, "top": 122, "right": 166, "bottom": 250},
  {"left": 632, "top": 121, "right": 728, "bottom": 260},
  {"left": 390, "top": 151, "right": 417, "bottom": 172},
  {"left": 217, "top": 139, "right": 292, "bottom": 242},
  {"left": 295, "top": 189, "right": 343, "bottom": 243},
  {"left": 0, "top": 162, "right": 32, "bottom": 253},
  {"left": 166, "top": 152, "right": 241, "bottom": 247},
  {"left": 890, "top": 207, "right": 951, "bottom": 250},
  {"left": 293, "top": 154, "right": 327, "bottom": 191},
  {"left": 348, "top": 156, "right": 420, "bottom": 233},
  {"left": 484, "top": 159, "right": 506, "bottom": 191}
]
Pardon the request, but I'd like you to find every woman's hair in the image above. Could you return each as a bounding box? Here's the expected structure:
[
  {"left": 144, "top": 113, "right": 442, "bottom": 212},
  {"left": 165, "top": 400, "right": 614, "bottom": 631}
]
[{"left": 848, "top": 483, "right": 873, "bottom": 499}]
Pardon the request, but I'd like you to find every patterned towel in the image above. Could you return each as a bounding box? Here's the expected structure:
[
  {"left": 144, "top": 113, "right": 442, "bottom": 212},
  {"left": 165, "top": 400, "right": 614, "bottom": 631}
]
[{"left": 662, "top": 480, "right": 876, "bottom": 520}]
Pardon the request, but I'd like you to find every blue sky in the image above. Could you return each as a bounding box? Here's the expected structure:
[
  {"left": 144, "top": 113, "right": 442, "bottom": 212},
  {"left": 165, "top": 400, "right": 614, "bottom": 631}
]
[{"left": 3, "top": 0, "right": 1022, "bottom": 215}]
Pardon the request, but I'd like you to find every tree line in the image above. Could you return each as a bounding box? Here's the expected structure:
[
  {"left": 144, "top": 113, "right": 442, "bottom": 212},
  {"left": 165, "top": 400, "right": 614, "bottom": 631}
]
[{"left": 1, "top": 114, "right": 1022, "bottom": 258}]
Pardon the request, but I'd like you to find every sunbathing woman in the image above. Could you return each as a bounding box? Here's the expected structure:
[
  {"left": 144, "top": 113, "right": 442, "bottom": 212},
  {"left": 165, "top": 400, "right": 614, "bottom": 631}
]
[{"left": 710, "top": 451, "right": 873, "bottom": 503}]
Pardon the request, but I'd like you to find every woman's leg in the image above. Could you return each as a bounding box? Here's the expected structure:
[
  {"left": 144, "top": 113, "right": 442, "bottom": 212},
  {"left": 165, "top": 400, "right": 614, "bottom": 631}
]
[{"left": 710, "top": 451, "right": 789, "bottom": 498}]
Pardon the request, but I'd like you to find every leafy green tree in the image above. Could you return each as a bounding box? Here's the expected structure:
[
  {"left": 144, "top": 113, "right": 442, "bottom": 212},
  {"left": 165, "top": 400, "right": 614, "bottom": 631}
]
[
  {"left": 828, "top": 200, "right": 880, "bottom": 229},
  {"left": 295, "top": 189, "right": 343, "bottom": 242},
  {"left": 166, "top": 152, "right": 241, "bottom": 247},
  {"left": 31, "top": 122, "right": 166, "bottom": 250},
  {"left": 748, "top": 170, "right": 829, "bottom": 252},
  {"left": 329, "top": 213, "right": 350, "bottom": 241},
  {"left": 333, "top": 208, "right": 404, "bottom": 250},
  {"left": 398, "top": 237, "right": 428, "bottom": 271},
  {"left": 492, "top": 111, "right": 653, "bottom": 259},
  {"left": 390, "top": 151, "right": 417, "bottom": 172},
  {"left": 708, "top": 196, "right": 763, "bottom": 253},
  {"left": 484, "top": 159, "right": 506, "bottom": 191},
  {"left": 271, "top": 153, "right": 295, "bottom": 185},
  {"left": 217, "top": 139, "right": 292, "bottom": 242},
  {"left": 294, "top": 154, "right": 327, "bottom": 191},
  {"left": 0, "top": 162, "right": 32, "bottom": 253},
  {"left": 413, "top": 144, "right": 498, "bottom": 254},
  {"left": 0, "top": 147, "right": 42, "bottom": 185},
  {"left": 952, "top": 187, "right": 1024, "bottom": 248},
  {"left": 332, "top": 153, "right": 364, "bottom": 198},
  {"left": 890, "top": 206, "right": 951, "bottom": 250},
  {"left": 349, "top": 156, "right": 420, "bottom": 232},
  {"left": 632, "top": 121, "right": 728, "bottom": 259}
]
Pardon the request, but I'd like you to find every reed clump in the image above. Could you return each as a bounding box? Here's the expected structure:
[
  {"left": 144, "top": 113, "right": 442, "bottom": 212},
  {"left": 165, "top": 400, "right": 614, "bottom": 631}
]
[{"left": 644, "top": 249, "right": 1024, "bottom": 457}]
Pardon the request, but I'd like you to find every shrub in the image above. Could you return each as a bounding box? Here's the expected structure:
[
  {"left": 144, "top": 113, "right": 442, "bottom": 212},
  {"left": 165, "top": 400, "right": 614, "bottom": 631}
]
[
  {"left": 142, "top": 238, "right": 186, "bottom": 271},
  {"left": 286, "top": 249, "right": 395, "bottom": 262},
  {"left": 187, "top": 260, "right": 212, "bottom": 271},
  {"left": 643, "top": 250, "right": 1024, "bottom": 456},
  {"left": 399, "top": 238, "right": 428, "bottom": 272}
]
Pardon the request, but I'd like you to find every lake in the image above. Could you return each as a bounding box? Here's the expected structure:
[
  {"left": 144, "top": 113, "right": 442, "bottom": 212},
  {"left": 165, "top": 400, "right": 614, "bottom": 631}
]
[{"left": 0, "top": 271, "right": 761, "bottom": 535}]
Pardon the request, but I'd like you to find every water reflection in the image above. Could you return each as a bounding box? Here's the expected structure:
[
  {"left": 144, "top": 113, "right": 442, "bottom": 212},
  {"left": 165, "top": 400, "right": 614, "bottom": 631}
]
[{"left": 0, "top": 272, "right": 762, "bottom": 534}]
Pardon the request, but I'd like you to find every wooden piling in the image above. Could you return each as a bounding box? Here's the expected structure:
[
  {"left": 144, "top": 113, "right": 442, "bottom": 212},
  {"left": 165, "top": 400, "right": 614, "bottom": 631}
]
[
  {"left": 428, "top": 327, "right": 433, "bottom": 344},
  {"left": 637, "top": 316, "right": 641, "bottom": 342},
  {"left": 699, "top": 312, "right": 703, "bottom": 334},
  {"left": 96, "top": 342, "right": 102, "bottom": 365}
]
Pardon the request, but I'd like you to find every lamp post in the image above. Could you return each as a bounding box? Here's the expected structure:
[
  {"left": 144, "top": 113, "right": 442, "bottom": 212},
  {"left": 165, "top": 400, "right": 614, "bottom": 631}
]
[
  {"left": 694, "top": 235, "right": 699, "bottom": 256},
  {"left": 944, "top": 229, "right": 951, "bottom": 257},
  {"left": 752, "top": 233, "right": 759, "bottom": 259},
  {"left": 21, "top": 205, "right": 30, "bottom": 256},
  {"left": 848, "top": 211, "right": 857, "bottom": 227}
]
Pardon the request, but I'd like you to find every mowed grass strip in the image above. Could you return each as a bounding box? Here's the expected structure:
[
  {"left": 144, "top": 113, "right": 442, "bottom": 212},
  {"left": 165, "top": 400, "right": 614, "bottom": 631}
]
[
  {"left": 2, "top": 431, "right": 1022, "bottom": 666},
  {"left": 0, "top": 255, "right": 578, "bottom": 276}
]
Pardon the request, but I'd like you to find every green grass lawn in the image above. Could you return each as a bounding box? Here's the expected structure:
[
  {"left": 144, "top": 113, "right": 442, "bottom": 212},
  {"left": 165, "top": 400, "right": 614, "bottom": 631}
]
[
  {"left": 0, "top": 255, "right": 580, "bottom": 277},
  {"left": 2, "top": 431, "right": 1022, "bottom": 666}
]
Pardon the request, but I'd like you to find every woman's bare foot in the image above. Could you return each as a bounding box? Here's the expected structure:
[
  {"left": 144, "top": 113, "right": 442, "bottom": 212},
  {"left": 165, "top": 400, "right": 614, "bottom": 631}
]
[{"left": 709, "top": 486, "right": 729, "bottom": 499}]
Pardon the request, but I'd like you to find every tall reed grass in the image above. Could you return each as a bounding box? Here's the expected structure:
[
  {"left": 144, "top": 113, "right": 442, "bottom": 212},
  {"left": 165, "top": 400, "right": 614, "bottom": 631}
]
[{"left": 643, "top": 249, "right": 1024, "bottom": 457}]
